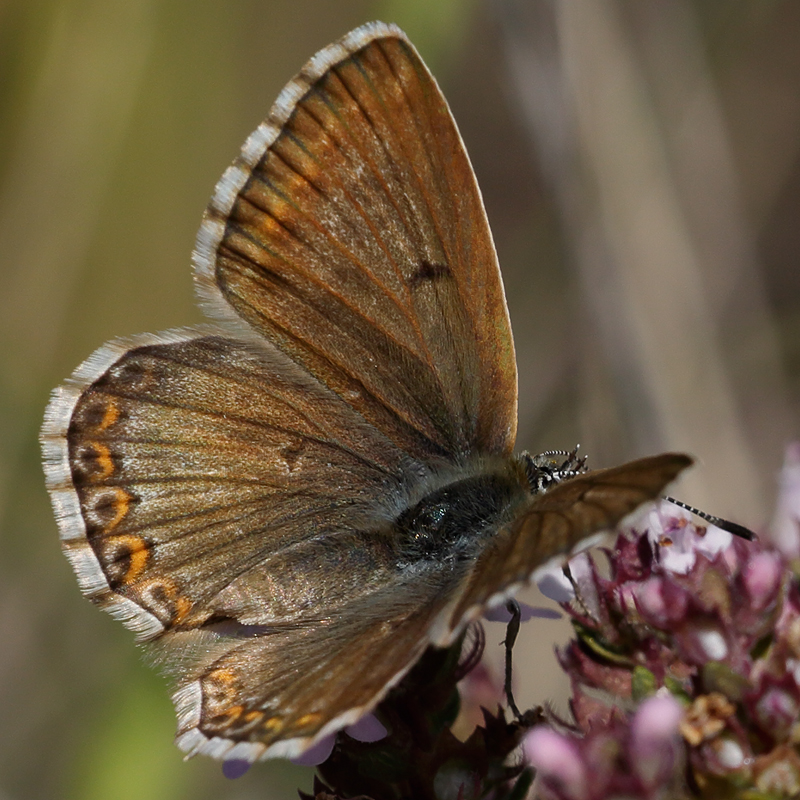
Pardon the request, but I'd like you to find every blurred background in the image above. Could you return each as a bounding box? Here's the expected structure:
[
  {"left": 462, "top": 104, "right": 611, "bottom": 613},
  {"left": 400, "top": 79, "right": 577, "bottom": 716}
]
[{"left": 2, "top": 0, "right": 800, "bottom": 797}]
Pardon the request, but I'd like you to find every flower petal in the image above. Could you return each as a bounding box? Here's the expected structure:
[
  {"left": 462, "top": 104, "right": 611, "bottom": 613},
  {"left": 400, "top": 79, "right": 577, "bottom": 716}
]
[
  {"left": 222, "top": 759, "right": 251, "bottom": 779},
  {"left": 524, "top": 727, "right": 588, "bottom": 800},
  {"left": 345, "top": 713, "right": 388, "bottom": 743},
  {"left": 290, "top": 735, "right": 336, "bottom": 767},
  {"left": 772, "top": 443, "right": 800, "bottom": 558}
]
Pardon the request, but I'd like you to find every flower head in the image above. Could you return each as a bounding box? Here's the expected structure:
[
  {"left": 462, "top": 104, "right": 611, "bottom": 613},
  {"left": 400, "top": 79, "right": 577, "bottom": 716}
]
[{"left": 524, "top": 466, "right": 800, "bottom": 799}]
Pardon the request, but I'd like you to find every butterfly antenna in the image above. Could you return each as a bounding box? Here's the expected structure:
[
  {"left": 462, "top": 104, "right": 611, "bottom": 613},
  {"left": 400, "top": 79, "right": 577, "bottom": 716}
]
[
  {"left": 502, "top": 600, "right": 523, "bottom": 720},
  {"left": 663, "top": 496, "right": 757, "bottom": 541}
]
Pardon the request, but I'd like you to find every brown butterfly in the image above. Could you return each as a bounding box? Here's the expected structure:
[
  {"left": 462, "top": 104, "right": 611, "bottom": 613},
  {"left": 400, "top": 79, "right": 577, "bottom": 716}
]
[{"left": 40, "top": 21, "right": 691, "bottom": 764}]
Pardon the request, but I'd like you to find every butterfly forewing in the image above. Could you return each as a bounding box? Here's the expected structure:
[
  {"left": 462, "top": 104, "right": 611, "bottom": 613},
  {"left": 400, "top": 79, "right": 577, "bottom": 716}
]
[
  {"left": 445, "top": 453, "right": 694, "bottom": 632},
  {"left": 195, "top": 23, "right": 517, "bottom": 462}
]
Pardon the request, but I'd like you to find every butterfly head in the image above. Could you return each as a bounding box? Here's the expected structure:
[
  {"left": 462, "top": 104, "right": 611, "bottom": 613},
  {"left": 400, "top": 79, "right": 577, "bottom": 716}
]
[{"left": 519, "top": 447, "right": 588, "bottom": 494}]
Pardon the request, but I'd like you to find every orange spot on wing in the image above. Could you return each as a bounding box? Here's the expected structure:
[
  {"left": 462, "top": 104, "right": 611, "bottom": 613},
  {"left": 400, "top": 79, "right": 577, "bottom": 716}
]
[
  {"left": 91, "top": 442, "right": 115, "bottom": 480},
  {"left": 209, "top": 669, "right": 238, "bottom": 686},
  {"left": 295, "top": 712, "right": 322, "bottom": 729},
  {"left": 263, "top": 716, "right": 283, "bottom": 733},
  {"left": 174, "top": 594, "right": 192, "bottom": 624},
  {"left": 97, "top": 399, "right": 120, "bottom": 431},
  {"left": 217, "top": 704, "right": 244, "bottom": 723},
  {"left": 113, "top": 534, "right": 148, "bottom": 583},
  {"left": 105, "top": 487, "right": 130, "bottom": 532},
  {"left": 133, "top": 576, "right": 194, "bottom": 627}
]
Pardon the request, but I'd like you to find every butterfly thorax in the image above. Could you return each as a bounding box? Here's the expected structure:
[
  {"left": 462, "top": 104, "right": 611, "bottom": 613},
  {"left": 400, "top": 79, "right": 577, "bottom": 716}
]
[
  {"left": 393, "top": 449, "right": 589, "bottom": 566},
  {"left": 394, "top": 470, "right": 525, "bottom": 564},
  {"left": 393, "top": 450, "right": 574, "bottom": 564}
]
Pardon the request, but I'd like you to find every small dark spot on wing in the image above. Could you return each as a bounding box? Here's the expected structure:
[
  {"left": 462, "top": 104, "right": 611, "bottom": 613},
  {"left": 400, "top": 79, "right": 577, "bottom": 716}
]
[
  {"left": 408, "top": 260, "right": 452, "bottom": 289},
  {"left": 280, "top": 438, "right": 307, "bottom": 471}
]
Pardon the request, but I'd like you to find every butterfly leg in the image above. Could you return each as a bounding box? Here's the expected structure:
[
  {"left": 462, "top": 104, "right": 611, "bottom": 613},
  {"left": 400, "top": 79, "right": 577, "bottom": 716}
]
[{"left": 502, "top": 600, "right": 523, "bottom": 720}]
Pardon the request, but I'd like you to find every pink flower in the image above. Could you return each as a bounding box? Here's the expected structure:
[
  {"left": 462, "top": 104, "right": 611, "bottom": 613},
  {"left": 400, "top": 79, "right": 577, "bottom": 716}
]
[
  {"left": 290, "top": 735, "right": 335, "bottom": 767},
  {"left": 222, "top": 759, "right": 251, "bottom": 779},
  {"left": 645, "top": 504, "right": 731, "bottom": 573},
  {"left": 524, "top": 727, "right": 589, "bottom": 800},
  {"left": 629, "top": 695, "right": 683, "bottom": 788},
  {"left": 344, "top": 713, "right": 387, "bottom": 743},
  {"left": 537, "top": 564, "right": 577, "bottom": 604},
  {"left": 742, "top": 551, "right": 784, "bottom": 609},
  {"left": 771, "top": 443, "right": 800, "bottom": 558}
]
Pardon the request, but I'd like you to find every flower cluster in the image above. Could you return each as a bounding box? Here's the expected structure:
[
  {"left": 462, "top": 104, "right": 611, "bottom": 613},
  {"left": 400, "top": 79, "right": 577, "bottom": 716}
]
[
  {"left": 526, "top": 445, "right": 800, "bottom": 799},
  {"left": 300, "top": 638, "right": 536, "bottom": 800}
]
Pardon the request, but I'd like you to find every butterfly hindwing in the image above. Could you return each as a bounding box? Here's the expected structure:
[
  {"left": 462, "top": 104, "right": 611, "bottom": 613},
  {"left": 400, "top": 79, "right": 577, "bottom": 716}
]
[
  {"left": 172, "top": 570, "right": 460, "bottom": 761},
  {"left": 42, "top": 330, "right": 417, "bottom": 641}
]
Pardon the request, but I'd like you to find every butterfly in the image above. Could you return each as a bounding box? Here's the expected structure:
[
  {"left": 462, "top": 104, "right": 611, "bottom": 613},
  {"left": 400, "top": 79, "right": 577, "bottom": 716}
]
[{"left": 41, "top": 21, "right": 691, "bottom": 764}]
